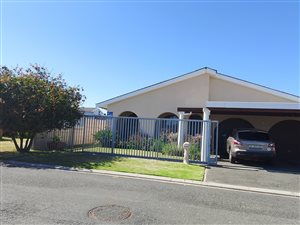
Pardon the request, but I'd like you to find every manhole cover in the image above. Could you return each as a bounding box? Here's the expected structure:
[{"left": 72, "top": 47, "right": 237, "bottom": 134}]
[{"left": 88, "top": 205, "right": 131, "bottom": 222}]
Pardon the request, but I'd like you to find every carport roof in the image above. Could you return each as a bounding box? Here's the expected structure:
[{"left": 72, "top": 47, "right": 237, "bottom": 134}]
[{"left": 178, "top": 102, "right": 300, "bottom": 117}]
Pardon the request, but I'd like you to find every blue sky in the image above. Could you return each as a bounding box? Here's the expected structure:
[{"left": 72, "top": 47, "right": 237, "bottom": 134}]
[{"left": 1, "top": 0, "right": 299, "bottom": 107}]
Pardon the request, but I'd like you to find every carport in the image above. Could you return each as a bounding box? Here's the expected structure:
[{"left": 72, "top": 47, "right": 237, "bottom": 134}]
[{"left": 178, "top": 101, "right": 300, "bottom": 164}]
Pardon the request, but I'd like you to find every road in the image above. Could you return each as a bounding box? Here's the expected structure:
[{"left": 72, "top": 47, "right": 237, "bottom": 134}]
[{"left": 0, "top": 164, "right": 299, "bottom": 225}]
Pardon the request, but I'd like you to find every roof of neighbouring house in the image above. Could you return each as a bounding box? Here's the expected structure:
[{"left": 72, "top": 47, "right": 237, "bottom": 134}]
[{"left": 80, "top": 107, "right": 96, "bottom": 113}]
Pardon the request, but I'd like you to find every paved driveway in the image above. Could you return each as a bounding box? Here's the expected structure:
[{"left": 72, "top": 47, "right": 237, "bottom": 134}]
[{"left": 205, "top": 160, "right": 300, "bottom": 192}]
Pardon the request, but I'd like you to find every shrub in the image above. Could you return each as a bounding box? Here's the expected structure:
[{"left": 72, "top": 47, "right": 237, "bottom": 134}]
[
  {"left": 120, "top": 133, "right": 154, "bottom": 151},
  {"left": 94, "top": 129, "right": 112, "bottom": 147},
  {"left": 149, "top": 139, "right": 164, "bottom": 152},
  {"left": 189, "top": 143, "right": 201, "bottom": 160},
  {"left": 47, "top": 135, "right": 66, "bottom": 151},
  {"left": 160, "top": 131, "right": 178, "bottom": 143},
  {"left": 186, "top": 134, "right": 202, "bottom": 160},
  {"left": 162, "top": 143, "right": 183, "bottom": 156}
]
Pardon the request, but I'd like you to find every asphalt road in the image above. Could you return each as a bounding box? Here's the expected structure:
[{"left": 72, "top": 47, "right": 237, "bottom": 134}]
[{"left": 1, "top": 165, "right": 299, "bottom": 225}]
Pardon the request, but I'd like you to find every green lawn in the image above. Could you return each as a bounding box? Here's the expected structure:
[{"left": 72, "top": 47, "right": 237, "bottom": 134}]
[
  {"left": 0, "top": 150, "right": 205, "bottom": 181},
  {"left": 0, "top": 137, "right": 19, "bottom": 152},
  {"left": 0, "top": 137, "right": 205, "bottom": 181}
]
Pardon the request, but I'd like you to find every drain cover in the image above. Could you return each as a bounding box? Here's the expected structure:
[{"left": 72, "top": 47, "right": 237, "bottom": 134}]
[{"left": 88, "top": 205, "right": 131, "bottom": 222}]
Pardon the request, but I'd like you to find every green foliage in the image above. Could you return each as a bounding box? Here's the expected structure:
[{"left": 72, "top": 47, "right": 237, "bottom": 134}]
[
  {"left": 189, "top": 143, "right": 201, "bottom": 160},
  {"left": 149, "top": 139, "right": 164, "bottom": 152},
  {"left": 47, "top": 135, "right": 66, "bottom": 151},
  {"left": 162, "top": 143, "right": 183, "bottom": 156},
  {"left": 186, "top": 134, "right": 202, "bottom": 160},
  {"left": 0, "top": 65, "right": 85, "bottom": 152},
  {"left": 126, "top": 134, "right": 155, "bottom": 150},
  {"left": 94, "top": 129, "right": 112, "bottom": 147},
  {"left": 52, "top": 135, "right": 61, "bottom": 143},
  {"left": 159, "top": 131, "right": 178, "bottom": 143}
]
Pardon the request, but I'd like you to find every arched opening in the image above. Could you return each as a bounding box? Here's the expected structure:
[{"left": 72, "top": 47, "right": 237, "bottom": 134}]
[
  {"left": 154, "top": 113, "right": 178, "bottom": 138},
  {"left": 188, "top": 114, "right": 202, "bottom": 136},
  {"left": 218, "top": 118, "right": 254, "bottom": 158},
  {"left": 116, "top": 111, "right": 139, "bottom": 147},
  {"left": 269, "top": 120, "right": 300, "bottom": 164},
  {"left": 119, "top": 111, "right": 138, "bottom": 117},
  {"left": 158, "top": 112, "right": 178, "bottom": 119}
]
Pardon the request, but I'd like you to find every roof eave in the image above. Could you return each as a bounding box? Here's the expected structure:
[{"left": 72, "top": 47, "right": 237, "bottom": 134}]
[
  {"left": 211, "top": 73, "right": 300, "bottom": 102},
  {"left": 96, "top": 67, "right": 216, "bottom": 108},
  {"left": 96, "top": 67, "right": 300, "bottom": 108},
  {"left": 206, "top": 101, "right": 300, "bottom": 110}
]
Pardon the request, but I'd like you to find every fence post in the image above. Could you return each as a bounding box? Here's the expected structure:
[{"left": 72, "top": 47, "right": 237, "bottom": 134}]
[
  {"left": 71, "top": 126, "right": 75, "bottom": 150},
  {"left": 206, "top": 121, "right": 211, "bottom": 164},
  {"left": 201, "top": 108, "right": 211, "bottom": 163},
  {"left": 177, "top": 112, "right": 184, "bottom": 148},
  {"left": 111, "top": 117, "right": 117, "bottom": 154},
  {"left": 215, "top": 122, "right": 219, "bottom": 165},
  {"left": 156, "top": 119, "right": 161, "bottom": 159},
  {"left": 82, "top": 116, "right": 86, "bottom": 152}
]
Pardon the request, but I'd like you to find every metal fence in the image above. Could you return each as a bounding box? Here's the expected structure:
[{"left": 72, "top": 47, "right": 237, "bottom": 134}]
[{"left": 34, "top": 116, "right": 219, "bottom": 164}]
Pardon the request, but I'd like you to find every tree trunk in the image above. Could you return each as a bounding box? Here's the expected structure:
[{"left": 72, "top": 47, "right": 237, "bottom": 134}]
[
  {"left": 12, "top": 136, "right": 21, "bottom": 152},
  {"left": 24, "top": 137, "right": 34, "bottom": 152},
  {"left": 13, "top": 134, "right": 35, "bottom": 153}
]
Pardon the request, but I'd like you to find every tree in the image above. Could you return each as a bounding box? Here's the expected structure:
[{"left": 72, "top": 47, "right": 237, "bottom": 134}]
[{"left": 0, "top": 65, "right": 85, "bottom": 152}]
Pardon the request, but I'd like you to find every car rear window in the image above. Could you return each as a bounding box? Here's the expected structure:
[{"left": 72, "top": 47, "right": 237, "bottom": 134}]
[{"left": 238, "top": 131, "right": 270, "bottom": 141}]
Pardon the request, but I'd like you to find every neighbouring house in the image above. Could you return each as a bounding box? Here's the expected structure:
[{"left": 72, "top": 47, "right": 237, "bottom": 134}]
[
  {"left": 81, "top": 107, "right": 107, "bottom": 116},
  {"left": 96, "top": 67, "right": 300, "bottom": 164}
]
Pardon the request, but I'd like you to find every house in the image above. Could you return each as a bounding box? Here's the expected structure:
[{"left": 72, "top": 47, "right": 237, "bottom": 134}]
[
  {"left": 96, "top": 67, "right": 300, "bottom": 164},
  {"left": 80, "top": 107, "right": 107, "bottom": 116}
]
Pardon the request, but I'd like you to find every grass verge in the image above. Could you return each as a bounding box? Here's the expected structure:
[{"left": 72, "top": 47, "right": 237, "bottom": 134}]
[
  {"left": 0, "top": 137, "right": 19, "bottom": 152},
  {"left": 0, "top": 151, "right": 205, "bottom": 181}
]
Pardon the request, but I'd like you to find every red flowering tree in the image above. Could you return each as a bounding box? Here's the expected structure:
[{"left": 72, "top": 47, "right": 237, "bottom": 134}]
[{"left": 0, "top": 65, "right": 85, "bottom": 152}]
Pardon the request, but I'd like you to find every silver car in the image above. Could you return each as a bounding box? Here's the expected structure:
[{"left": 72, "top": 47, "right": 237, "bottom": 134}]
[{"left": 226, "top": 129, "right": 276, "bottom": 163}]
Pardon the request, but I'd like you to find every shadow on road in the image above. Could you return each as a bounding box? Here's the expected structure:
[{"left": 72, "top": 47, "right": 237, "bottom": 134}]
[{"left": 213, "top": 159, "right": 300, "bottom": 175}]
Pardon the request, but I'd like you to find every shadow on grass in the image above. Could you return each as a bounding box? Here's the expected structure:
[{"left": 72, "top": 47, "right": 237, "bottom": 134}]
[{"left": 0, "top": 151, "right": 124, "bottom": 171}]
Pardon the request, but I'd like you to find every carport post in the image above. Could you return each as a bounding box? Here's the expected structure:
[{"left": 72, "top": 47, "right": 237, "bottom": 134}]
[
  {"left": 111, "top": 117, "right": 117, "bottom": 154},
  {"left": 201, "top": 108, "right": 211, "bottom": 164},
  {"left": 177, "top": 112, "right": 185, "bottom": 148}
]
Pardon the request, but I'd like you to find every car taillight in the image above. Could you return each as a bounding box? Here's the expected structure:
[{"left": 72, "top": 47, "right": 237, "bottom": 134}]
[{"left": 233, "top": 140, "right": 240, "bottom": 145}]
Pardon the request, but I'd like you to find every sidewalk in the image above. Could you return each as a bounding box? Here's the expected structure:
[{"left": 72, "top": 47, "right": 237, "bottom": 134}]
[{"left": 3, "top": 160, "right": 299, "bottom": 198}]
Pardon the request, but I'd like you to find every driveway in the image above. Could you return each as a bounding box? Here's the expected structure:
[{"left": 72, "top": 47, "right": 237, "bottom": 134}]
[{"left": 205, "top": 160, "right": 300, "bottom": 192}]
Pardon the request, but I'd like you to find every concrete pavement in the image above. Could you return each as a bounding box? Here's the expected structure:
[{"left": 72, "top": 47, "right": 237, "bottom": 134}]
[{"left": 205, "top": 160, "right": 300, "bottom": 193}]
